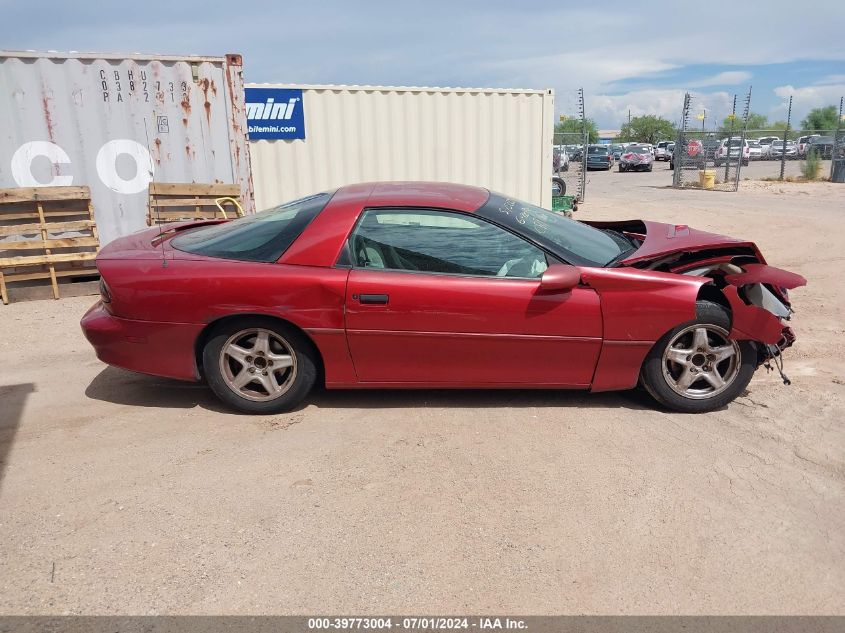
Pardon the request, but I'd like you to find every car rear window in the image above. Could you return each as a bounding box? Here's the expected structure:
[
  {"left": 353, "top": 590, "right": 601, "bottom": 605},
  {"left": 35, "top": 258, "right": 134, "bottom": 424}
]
[
  {"left": 171, "top": 191, "right": 334, "bottom": 262},
  {"left": 588, "top": 146, "right": 609, "bottom": 154}
]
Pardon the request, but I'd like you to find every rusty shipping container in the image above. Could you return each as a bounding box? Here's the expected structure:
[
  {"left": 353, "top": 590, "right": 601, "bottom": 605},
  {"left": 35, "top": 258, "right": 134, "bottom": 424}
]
[{"left": 0, "top": 50, "right": 254, "bottom": 244}]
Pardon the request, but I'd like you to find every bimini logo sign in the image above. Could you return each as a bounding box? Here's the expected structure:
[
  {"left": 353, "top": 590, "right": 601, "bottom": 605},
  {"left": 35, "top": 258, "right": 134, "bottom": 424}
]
[{"left": 244, "top": 87, "right": 306, "bottom": 140}]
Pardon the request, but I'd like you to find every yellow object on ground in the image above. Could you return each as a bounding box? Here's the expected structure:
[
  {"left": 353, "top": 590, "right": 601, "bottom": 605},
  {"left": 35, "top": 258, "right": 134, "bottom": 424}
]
[{"left": 699, "top": 170, "right": 716, "bottom": 189}]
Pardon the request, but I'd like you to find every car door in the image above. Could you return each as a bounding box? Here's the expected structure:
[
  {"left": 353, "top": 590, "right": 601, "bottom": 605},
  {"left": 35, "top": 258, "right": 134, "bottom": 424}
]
[{"left": 342, "top": 207, "right": 603, "bottom": 386}]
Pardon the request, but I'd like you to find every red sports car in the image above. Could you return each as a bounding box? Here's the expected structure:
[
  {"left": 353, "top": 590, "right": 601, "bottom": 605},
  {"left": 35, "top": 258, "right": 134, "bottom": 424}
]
[{"left": 81, "top": 182, "right": 805, "bottom": 414}]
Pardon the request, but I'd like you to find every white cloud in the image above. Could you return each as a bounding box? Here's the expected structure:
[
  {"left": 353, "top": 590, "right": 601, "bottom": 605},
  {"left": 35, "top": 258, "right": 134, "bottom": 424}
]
[
  {"left": 771, "top": 83, "right": 845, "bottom": 123},
  {"left": 688, "top": 71, "right": 752, "bottom": 88},
  {"left": 586, "top": 89, "right": 737, "bottom": 129}
]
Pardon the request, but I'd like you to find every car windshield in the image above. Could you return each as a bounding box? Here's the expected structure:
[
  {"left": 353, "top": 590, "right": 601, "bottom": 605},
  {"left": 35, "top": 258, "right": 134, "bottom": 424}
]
[
  {"left": 725, "top": 139, "right": 744, "bottom": 147},
  {"left": 476, "top": 192, "right": 627, "bottom": 267},
  {"left": 813, "top": 136, "right": 834, "bottom": 143},
  {"left": 627, "top": 145, "right": 649, "bottom": 153},
  {"left": 588, "top": 146, "right": 608, "bottom": 154},
  {"left": 171, "top": 192, "right": 334, "bottom": 262},
  {"left": 747, "top": 141, "right": 760, "bottom": 147}
]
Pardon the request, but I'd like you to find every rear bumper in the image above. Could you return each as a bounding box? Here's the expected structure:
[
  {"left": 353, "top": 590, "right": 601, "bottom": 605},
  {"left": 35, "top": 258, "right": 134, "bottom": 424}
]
[{"left": 80, "top": 302, "right": 204, "bottom": 381}]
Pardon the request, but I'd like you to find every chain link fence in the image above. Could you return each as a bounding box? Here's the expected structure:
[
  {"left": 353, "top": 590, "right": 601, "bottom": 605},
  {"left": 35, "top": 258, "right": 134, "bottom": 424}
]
[
  {"left": 673, "top": 92, "right": 844, "bottom": 184},
  {"left": 553, "top": 88, "right": 587, "bottom": 202},
  {"left": 672, "top": 90, "right": 751, "bottom": 191}
]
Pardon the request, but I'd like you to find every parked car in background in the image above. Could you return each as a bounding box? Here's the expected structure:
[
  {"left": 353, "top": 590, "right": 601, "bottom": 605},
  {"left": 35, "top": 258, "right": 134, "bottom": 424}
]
[
  {"left": 767, "top": 139, "right": 797, "bottom": 160},
  {"left": 553, "top": 147, "right": 570, "bottom": 172},
  {"left": 746, "top": 140, "right": 763, "bottom": 160},
  {"left": 619, "top": 144, "right": 654, "bottom": 172},
  {"left": 610, "top": 144, "right": 625, "bottom": 160},
  {"left": 670, "top": 138, "right": 704, "bottom": 170},
  {"left": 586, "top": 145, "right": 613, "bottom": 170},
  {"left": 714, "top": 139, "right": 750, "bottom": 166},
  {"left": 807, "top": 135, "right": 835, "bottom": 159},
  {"left": 796, "top": 134, "right": 821, "bottom": 158},
  {"left": 757, "top": 136, "right": 779, "bottom": 158},
  {"left": 81, "top": 181, "right": 806, "bottom": 414},
  {"left": 654, "top": 141, "right": 672, "bottom": 161},
  {"left": 568, "top": 145, "right": 584, "bottom": 161}
]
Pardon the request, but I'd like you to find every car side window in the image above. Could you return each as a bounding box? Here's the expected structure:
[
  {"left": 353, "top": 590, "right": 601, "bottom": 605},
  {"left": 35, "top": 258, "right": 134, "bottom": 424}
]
[{"left": 349, "top": 208, "right": 549, "bottom": 278}]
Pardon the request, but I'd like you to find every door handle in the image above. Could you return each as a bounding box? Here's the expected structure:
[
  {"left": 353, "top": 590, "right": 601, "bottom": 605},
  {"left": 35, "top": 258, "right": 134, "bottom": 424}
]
[{"left": 357, "top": 293, "right": 389, "bottom": 305}]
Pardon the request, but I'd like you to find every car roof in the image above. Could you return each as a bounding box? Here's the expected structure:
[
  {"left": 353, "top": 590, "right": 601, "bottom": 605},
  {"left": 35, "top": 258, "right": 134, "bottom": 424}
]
[{"left": 337, "top": 181, "right": 491, "bottom": 213}]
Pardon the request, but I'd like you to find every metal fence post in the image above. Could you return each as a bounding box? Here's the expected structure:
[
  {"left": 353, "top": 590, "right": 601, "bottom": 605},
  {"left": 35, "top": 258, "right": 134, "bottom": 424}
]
[
  {"left": 579, "top": 88, "right": 587, "bottom": 202},
  {"left": 673, "top": 93, "right": 690, "bottom": 188},
  {"left": 724, "top": 96, "right": 736, "bottom": 183},
  {"left": 734, "top": 86, "right": 752, "bottom": 191},
  {"left": 832, "top": 96, "right": 843, "bottom": 181},
  {"left": 780, "top": 96, "right": 792, "bottom": 181}
]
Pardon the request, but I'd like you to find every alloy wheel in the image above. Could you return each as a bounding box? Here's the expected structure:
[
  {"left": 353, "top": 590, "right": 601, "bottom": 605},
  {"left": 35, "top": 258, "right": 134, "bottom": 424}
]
[
  {"left": 219, "top": 328, "right": 297, "bottom": 402},
  {"left": 661, "top": 324, "right": 740, "bottom": 400}
]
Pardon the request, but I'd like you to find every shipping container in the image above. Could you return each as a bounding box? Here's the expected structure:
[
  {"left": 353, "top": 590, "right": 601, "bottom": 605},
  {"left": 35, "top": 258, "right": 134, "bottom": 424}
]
[
  {"left": 246, "top": 84, "right": 554, "bottom": 210},
  {"left": 0, "top": 51, "right": 254, "bottom": 245}
]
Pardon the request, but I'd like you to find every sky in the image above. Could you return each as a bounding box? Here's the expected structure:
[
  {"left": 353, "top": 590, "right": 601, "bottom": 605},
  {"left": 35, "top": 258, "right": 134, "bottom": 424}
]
[{"left": 1, "top": 0, "right": 843, "bottom": 130}]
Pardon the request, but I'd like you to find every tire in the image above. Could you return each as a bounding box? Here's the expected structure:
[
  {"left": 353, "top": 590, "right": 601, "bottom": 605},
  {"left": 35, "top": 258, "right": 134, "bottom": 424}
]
[
  {"left": 203, "top": 316, "right": 318, "bottom": 414},
  {"left": 647, "top": 165, "right": 653, "bottom": 172},
  {"left": 619, "top": 165, "right": 625, "bottom": 172},
  {"left": 552, "top": 177, "right": 566, "bottom": 196},
  {"left": 640, "top": 301, "right": 757, "bottom": 413}
]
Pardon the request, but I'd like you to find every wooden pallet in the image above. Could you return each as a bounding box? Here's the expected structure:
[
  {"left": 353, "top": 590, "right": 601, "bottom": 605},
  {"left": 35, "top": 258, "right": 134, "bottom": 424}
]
[
  {"left": 147, "top": 182, "right": 244, "bottom": 226},
  {"left": 0, "top": 186, "right": 100, "bottom": 305}
]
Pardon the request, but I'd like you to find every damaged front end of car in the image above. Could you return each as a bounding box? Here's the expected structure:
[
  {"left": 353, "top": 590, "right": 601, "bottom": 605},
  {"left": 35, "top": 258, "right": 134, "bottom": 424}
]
[
  {"left": 676, "top": 260, "right": 805, "bottom": 384},
  {"left": 587, "top": 219, "right": 807, "bottom": 385}
]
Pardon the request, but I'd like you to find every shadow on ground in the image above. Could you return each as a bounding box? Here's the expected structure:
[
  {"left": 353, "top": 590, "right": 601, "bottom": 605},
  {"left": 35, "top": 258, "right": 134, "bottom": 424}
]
[
  {"left": 85, "top": 366, "right": 654, "bottom": 413},
  {"left": 0, "top": 383, "right": 35, "bottom": 488}
]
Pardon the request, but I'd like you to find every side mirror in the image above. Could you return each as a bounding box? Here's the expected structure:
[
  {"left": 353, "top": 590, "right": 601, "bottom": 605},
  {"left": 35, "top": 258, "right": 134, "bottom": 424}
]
[{"left": 539, "top": 264, "right": 580, "bottom": 292}]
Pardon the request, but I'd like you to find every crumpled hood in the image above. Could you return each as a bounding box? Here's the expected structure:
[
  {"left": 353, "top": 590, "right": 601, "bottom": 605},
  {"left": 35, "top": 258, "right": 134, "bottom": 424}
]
[{"left": 599, "top": 220, "right": 763, "bottom": 265}]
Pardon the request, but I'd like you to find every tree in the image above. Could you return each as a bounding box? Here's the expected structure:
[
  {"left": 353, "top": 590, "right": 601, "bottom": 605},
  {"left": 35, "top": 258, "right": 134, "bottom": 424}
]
[
  {"left": 768, "top": 120, "right": 798, "bottom": 140},
  {"left": 555, "top": 117, "right": 599, "bottom": 144},
  {"left": 720, "top": 112, "right": 767, "bottom": 135},
  {"left": 801, "top": 105, "right": 839, "bottom": 133},
  {"left": 618, "top": 115, "right": 676, "bottom": 144}
]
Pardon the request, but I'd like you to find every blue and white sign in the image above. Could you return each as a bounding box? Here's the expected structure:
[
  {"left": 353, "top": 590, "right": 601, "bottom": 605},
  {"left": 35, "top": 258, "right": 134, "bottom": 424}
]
[{"left": 245, "top": 88, "right": 306, "bottom": 140}]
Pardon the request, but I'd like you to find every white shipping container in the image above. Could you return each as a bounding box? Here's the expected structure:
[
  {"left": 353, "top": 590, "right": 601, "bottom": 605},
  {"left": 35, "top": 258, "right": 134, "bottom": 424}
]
[
  {"left": 0, "top": 51, "right": 255, "bottom": 244},
  {"left": 247, "top": 84, "right": 554, "bottom": 210}
]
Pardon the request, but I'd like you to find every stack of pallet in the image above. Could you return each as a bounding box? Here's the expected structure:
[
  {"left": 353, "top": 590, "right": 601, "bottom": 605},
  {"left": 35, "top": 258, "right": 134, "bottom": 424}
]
[
  {"left": 147, "top": 182, "right": 243, "bottom": 226},
  {"left": 0, "top": 186, "right": 100, "bottom": 305}
]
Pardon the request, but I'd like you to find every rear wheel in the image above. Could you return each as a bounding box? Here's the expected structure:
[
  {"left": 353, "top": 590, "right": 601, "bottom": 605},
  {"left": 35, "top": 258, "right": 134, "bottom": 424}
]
[
  {"left": 640, "top": 301, "right": 756, "bottom": 413},
  {"left": 203, "top": 317, "right": 318, "bottom": 414},
  {"left": 551, "top": 177, "right": 566, "bottom": 196}
]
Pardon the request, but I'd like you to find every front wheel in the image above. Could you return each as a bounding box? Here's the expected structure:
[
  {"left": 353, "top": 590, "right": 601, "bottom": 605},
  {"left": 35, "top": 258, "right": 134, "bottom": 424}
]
[
  {"left": 203, "top": 317, "right": 318, "bottom": 414},
  {"left": 551, "top": 177, "right": 566, "bottom": 196},
  {"left": 640, "top": 301, "right": 757, "bottom": 413}
]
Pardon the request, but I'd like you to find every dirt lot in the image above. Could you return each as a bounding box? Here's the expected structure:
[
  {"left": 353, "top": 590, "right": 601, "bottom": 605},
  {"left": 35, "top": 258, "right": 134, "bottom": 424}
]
[{"left": 1, "top": 177, "right": 843, "bottom": 615}]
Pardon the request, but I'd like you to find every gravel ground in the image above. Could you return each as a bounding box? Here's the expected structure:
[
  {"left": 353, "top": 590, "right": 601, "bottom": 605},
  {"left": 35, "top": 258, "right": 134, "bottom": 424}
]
[{"left": 0, "top": 177, "right": 843, "bottom": 615}]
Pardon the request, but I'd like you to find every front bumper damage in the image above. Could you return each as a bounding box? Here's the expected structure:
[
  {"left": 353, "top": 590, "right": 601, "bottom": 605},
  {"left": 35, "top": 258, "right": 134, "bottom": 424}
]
[{"left": 709, "top": 262, "right": 806, "bottom": 384}]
